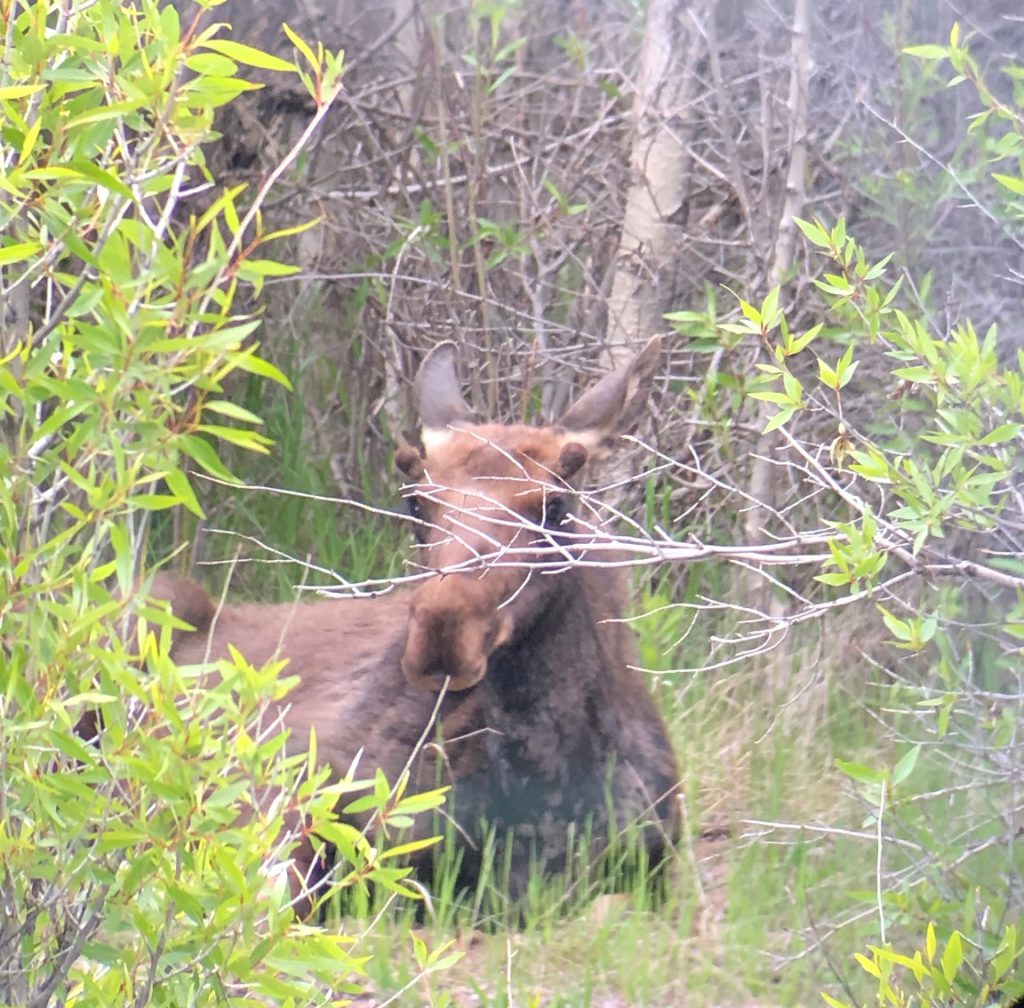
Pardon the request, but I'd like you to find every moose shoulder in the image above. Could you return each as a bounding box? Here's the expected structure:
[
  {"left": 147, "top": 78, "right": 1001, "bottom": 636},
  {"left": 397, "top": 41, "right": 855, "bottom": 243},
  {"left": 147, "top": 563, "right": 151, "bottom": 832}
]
[{"left": 157, "top": 337, "right": 680, "bottom": 914}]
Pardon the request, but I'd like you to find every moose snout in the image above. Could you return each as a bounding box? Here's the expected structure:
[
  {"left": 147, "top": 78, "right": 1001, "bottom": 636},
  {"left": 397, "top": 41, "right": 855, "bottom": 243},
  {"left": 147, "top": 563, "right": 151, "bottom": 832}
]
[{"left": 401, "top": 578, "right": 512, "bottom": 692}]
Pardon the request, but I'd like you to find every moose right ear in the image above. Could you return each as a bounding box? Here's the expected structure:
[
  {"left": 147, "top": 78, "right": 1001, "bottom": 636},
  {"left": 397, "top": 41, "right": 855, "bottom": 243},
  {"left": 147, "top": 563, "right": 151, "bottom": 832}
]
[
  {"left": 556, "top": 335, "right": 661, "bottom": 452},
  {"left": 413, "top": 342, "right": 472, "bottom": 446}
]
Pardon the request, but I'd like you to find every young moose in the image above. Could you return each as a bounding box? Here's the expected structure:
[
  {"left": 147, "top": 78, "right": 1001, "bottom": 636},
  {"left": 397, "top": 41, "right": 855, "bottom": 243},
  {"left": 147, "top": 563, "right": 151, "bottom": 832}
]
[{"left": 162, "top": 338, "right": 680, "bottom": 914}]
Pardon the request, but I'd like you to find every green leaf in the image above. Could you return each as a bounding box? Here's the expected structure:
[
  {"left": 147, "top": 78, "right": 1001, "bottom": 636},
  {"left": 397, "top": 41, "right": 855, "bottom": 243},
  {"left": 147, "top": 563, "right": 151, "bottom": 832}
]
[
  {"left": 794, "top": 217, "right": 831, "bottom": 248},
  {"left": 748, "top": 391, "right": 791, "bottom": 405},
  {"left": 892, "top": 745, "right": 921, "bottom": 786},
  {"left": 373, "top": 767, "right": 391, "bottom": 804},
  {"left": 164, "top": 469, "right": 204, "bottom": 518},
  {"left": 787, "top": 323, "right": 822, "bottom": 355},
  {"left": 237, "top": 258, "right": 301, "bottom": 278},
  {"left": 0, "top": 241, "right": 42, "bottom": 266},
  {"left": 941, "top": 931, "right": 963, "bottom": 984},
  {"left": 178, "top": 434, "right": 237, "bottom": 482},
  {"left": 63, "top": 99, "right": 147, "bottom": 129},
  {"left": 342, "top": 794, "right": 380, "bottom": 816},
  {"left": 815, "top": 571, "right": 853, "bottom": 587},
  {"left": 232, "top": 349, "right": 293, "bottom": 389},
  {"left": 760, "top": 287, "right": 781, "bottom": 328},
  {"left": 282, "top": 23, "right": 318, "bottom": 70},
  {"left": 377, "top": 835, "right": 442, "bottom": 860},
  {"left": 64, "top": 159, "right": 134, "bottom": 199},
  {"left": 261, "top": 217, "right": 321, "bottom": 243},
  {"left": 202, "top": 400, "right": 264, "bottom": 425},
  {"left": 993, "top": 173, "right": 1024, "bottom": 196},
  {"left": 0, "top": 84, "right": 45, "bottom": 100},
  {"left": 903, "top": 44, "right": 950, "bottom": 59},
  {"left": 199, "top": 39, "right": 297, "bottom": 73},
  {"left": 878, "top": 606, "right": 912, "bottom": 641},
  {"left": 19, "top": 116, "right": 41, "bottom": 164},
  {"left": 782, "top": 369, "right": 803, "bottom": 403},
  {"left": 196, "top": 424, "right": 273, "bottom": 453},
  {"left": 391, "top": 787, "right": 449, "bottom": 815},
  {"left": 738, "top": 297, "right": 760, "bottom": 323},
  {"left": 836, "top": 759, "right": 886, "bottom": 785},
  {"left": 820, "top": 994, "right": 850, "bottom": 1008},
  {"left": 854, "top": 952, "right": 881, "bottom": 978},
  {"left": 991, "top": 924, "right": 1018, "bottom": 981},
  {"left": 979, "top": 422, "right": 1020, "bottom": 446},
  {"left": 763, "top": 407, "right": 795, "bottom": 434},
  {"left": 129, "top": 494, "right": 180, "bottom": 511}
]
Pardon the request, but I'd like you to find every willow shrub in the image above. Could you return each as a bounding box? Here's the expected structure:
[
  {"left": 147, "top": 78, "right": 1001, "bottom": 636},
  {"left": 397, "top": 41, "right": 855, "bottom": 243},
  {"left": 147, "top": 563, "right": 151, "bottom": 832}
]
[
  {"left": 0, "top": 4, "right": 446, "bottom": 1005},
  {"left": 669, "top": 24, "right": 1023, "bottom": 1005}
]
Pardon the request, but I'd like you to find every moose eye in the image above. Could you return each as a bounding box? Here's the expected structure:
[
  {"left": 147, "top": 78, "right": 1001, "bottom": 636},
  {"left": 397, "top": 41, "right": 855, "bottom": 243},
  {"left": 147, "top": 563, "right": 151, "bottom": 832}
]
[
  {"left": 542, "top": 495, "right": 568, "bottom": 529},
  {"left": 405, "top": 495, "right": 428, "bottom": 542},
  {"left": 405, "top": 495, "right": 423, "bottom": 521}
]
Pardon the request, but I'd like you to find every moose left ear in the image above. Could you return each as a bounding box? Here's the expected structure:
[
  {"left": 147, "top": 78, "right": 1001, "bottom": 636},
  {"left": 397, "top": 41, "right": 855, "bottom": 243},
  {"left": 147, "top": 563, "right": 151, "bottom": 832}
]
[
  {"left": 413, "top": 341, "right": 472, "bottom": 438},
  {"left": 557, "top": 335, "right": 661, "bottom": 449}
]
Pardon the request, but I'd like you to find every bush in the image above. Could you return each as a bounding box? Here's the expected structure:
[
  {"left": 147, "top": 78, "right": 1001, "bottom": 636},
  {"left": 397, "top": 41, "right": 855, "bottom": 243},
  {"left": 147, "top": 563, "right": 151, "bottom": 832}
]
[
  {"left": 0, "top": 4, "right": 448, "bottom": 1005},
  {"left": 676, "top": 24, "right": 1024, "bottom": 1004}
]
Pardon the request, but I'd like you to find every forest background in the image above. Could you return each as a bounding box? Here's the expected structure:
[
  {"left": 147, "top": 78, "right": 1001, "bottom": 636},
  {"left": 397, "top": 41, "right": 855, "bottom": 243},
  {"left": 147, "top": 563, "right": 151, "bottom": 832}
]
[{"left": 1, "top": 0, "right": 1023, "bottom": 1005}]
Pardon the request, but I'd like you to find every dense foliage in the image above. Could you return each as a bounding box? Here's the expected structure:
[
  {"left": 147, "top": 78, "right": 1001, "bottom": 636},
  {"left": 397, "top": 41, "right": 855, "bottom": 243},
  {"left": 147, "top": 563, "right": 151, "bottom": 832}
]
[
  {"left": 700, "top": 26, "right": 1024, "bottom": 1007},
  {"left": 0, "top": 4, "right": 448, "bottom": 1005}
]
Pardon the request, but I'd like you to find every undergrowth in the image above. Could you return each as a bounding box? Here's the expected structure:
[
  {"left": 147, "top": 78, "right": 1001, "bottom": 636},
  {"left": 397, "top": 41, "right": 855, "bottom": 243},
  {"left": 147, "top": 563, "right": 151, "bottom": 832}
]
[{"left": 169, "top": 362, "right": 896, "bottom": 1006}]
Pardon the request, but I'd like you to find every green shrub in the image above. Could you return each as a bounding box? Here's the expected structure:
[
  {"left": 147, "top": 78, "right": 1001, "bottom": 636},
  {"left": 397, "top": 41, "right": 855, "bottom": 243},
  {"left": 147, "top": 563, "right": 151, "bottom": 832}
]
[
  {"left": 669, "top": 24, "right": 1024, "bottom": 1004},
  {"left": 0, "top": 4, "right": 453, "bottom": 1005}
]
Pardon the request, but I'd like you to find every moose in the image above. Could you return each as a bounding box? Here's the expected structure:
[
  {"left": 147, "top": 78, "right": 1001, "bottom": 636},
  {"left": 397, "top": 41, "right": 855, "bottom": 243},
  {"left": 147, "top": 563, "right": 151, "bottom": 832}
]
[{"left": 144, "top": 337, "right": 681, "bottom": 915}]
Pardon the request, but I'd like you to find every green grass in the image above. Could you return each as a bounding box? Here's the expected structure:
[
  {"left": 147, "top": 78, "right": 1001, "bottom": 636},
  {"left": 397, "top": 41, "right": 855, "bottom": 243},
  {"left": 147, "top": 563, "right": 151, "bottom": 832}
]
[
  {"left": 153, "top": 355, "right": 407, "bottom": 600},
  {"left": 332, "top": 691, "right": 886, "bottom": 1007}
]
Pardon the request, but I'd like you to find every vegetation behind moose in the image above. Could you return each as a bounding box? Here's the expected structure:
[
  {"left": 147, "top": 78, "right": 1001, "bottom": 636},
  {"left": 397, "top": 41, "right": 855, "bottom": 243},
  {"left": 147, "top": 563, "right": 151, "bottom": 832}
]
[{"left": 146, "top": 338, "right": 681, "bottom": 917}]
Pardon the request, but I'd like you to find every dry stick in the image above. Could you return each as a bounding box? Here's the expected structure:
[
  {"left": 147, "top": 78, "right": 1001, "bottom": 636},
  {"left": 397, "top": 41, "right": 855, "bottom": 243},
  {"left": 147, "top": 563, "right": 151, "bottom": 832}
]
[
  {"left": 194, "top": 457, "right": 1024, "bottom": 610},
  {"left": 741, "top": 0, "right": 812, "bottom": 696},
  {"left": 429, "top": 14, "right": 461, "bottom": 295},
  {"left": 463, "top": 12, "right": 497, "bottom": 405},
  {"left": 861, "top": 98, "right": 1024, "bottom": 256},
  {"left": 322, "top": 112, "right": 628, "bottom": 203},
  {"left": 741, "top": 818, "right": 922, "bottom": 852},
  {"left": 382, "top": 224, "right": 429, "bottom": 442},
  {"left": 876, "top": 779, "right": 887, "bottom": 945}
]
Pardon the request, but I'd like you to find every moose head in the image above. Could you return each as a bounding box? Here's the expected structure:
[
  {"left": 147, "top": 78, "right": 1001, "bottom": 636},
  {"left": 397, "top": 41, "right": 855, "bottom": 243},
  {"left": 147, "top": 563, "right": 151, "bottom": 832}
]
[{"left": 395, "top": 338, "right": 661, "bottom": 692}]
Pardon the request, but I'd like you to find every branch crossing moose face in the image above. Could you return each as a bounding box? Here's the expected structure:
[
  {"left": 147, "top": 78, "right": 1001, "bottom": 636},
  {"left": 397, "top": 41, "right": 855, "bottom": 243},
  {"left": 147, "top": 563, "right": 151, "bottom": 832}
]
[{"left": 395, "top": 337, "right": 663, "bottom": 694}]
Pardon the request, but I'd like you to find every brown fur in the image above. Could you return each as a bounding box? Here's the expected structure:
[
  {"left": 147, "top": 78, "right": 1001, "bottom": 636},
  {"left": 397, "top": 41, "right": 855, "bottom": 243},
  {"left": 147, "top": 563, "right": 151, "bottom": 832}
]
[{"left": 139, "top": 339, "right": 681, "bottom": 915}]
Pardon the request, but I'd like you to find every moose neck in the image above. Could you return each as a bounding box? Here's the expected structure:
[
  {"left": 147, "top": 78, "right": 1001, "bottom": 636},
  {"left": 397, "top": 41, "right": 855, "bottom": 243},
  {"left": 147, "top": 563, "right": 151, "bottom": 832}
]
[{"left": 481, "top": 565, "right": 627, "bottom": 726}]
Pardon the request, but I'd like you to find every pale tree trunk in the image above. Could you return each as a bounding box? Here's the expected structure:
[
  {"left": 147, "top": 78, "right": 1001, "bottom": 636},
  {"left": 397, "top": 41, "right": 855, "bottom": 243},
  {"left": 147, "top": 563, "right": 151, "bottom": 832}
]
[
  {"left": 604, "top": 0, "right": 707, "bottom": 372},
  {"left": 744, "top": 0, "right": 811, "bottom": 698},
  {"left": 377, "top": 0, "right": 426, "bottom": 441}
]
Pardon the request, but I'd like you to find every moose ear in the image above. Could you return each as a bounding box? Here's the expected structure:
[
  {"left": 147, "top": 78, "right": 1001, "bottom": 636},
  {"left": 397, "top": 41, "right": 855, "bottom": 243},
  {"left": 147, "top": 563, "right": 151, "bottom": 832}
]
[
  {"left": 557, "top": 335, "right": 661, "bottom": 449},
  {"left": 413, "top": 341, "right": 472, "bottom": 445}
]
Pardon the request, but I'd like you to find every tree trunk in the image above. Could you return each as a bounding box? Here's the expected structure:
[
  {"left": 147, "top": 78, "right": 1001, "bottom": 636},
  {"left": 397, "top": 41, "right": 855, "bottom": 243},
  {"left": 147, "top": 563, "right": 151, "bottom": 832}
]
[
  {"left": 604, "top": 0, "right": 706, "bottom": 371},
  {"left": 743, "top": 0, "right": 811, "bottom": 697}
]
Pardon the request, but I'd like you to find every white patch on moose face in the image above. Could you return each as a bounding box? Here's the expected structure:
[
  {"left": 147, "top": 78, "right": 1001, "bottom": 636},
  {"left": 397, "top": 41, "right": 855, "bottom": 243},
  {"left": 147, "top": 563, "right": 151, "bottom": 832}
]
[{"left": 420, "top": 427, "right": 456, "bottom": 456}]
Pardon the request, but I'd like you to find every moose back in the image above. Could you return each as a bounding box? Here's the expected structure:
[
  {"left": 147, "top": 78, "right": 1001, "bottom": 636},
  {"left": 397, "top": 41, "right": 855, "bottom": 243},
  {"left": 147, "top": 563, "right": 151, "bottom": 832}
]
[{"left": 152, "top": 338, "right": 680, "bottom": 913}]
